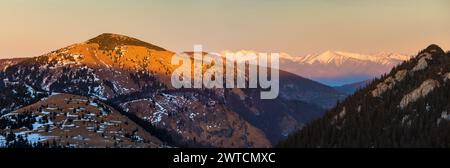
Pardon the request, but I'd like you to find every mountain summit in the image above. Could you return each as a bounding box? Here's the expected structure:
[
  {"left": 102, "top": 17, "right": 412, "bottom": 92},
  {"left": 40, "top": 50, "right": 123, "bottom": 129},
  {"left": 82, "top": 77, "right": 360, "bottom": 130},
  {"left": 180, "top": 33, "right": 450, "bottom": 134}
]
[
  {"left": 422, "top": 44, "right": 445, "bottom": 55},
  {"left": 86, "top": 33, "right": 167, "bottom": 51}
]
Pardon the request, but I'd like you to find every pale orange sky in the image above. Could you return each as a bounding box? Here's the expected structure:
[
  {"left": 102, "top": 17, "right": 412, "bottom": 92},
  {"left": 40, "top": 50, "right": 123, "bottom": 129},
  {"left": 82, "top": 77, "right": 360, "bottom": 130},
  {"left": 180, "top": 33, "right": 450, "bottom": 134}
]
[{"left": 0, "top": 0, "right": 449, "bottom": 58}]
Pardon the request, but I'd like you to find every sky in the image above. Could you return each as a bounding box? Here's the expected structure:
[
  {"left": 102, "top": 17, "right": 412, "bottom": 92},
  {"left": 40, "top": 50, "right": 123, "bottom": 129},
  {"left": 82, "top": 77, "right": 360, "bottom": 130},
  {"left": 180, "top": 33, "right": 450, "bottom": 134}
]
[{"left": 0, "top": 0, "right": 449, "bottom": 58}]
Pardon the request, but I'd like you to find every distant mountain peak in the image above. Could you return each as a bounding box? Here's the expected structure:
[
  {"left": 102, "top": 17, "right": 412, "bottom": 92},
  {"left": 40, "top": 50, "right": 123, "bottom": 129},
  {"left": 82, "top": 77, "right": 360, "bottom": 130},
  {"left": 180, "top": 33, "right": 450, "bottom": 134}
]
[
  {"left": 90, "top": 33, "right": 133, "bottom": 40},
  {"left": 86, "top": 33, "right": 166, "bottom": 51},
  {"left": 297, "top": 50, "right": 410, "bottom": 66},
  {"left": 29, "top": 33, "right": 176, "bottom": 76},
  {"left": 219, "top": 50, "right": 412, "bottom": 85}
]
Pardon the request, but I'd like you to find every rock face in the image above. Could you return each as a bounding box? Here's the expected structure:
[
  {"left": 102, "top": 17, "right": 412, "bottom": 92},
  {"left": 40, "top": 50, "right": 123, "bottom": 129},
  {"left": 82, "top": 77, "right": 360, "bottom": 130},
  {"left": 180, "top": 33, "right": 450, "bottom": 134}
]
[
  {"left": 280, "top": 45, "right": 450, "bottom": 148},
  {"left": 444, "top": 72, "right": 450, "bottom": 82},
  {"left": 411, "top": 53, "right": 432, "bottom": 72},
  {"left": 371, "top": 70, "right": 407, "bottom": 97},
  {"left": 399, "top": 79, "right": 440, "bottom": 109}
]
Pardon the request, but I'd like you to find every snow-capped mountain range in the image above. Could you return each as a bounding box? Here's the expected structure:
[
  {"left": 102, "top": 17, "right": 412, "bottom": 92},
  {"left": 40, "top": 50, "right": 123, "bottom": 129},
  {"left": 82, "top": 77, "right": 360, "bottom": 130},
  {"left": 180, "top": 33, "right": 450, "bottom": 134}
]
[
  {"left": 222, "top": 50, "right": 412, "bottom": 86},
  {"left": 282, "top": 51, "right": 410, "bottom": 65}
]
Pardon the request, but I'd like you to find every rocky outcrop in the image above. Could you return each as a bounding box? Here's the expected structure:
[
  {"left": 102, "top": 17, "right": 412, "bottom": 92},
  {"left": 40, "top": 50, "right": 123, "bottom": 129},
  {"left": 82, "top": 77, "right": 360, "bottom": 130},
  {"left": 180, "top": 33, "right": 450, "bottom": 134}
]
[
  {"left": 399, "top": 79, "right": 440, "bottom": 109},
  {"left": 411, "top": 53, "right": 432, "bottom": 72},
  {"left": 371, "top": 70, "right": 407, "bottom": 97},
  {"left": 444, "top": 72, "right": 450, "bottom": 82}
]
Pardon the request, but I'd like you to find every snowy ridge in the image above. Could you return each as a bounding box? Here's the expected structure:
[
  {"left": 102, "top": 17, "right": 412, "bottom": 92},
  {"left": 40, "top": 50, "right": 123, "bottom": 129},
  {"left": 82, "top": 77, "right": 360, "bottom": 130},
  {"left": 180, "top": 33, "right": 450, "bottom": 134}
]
[
  {"left": 221, "top": 50, "right": 411, "bottom": 66},
  {"left": 293, "top": 51, "right": 411, "bottom": 66}
]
